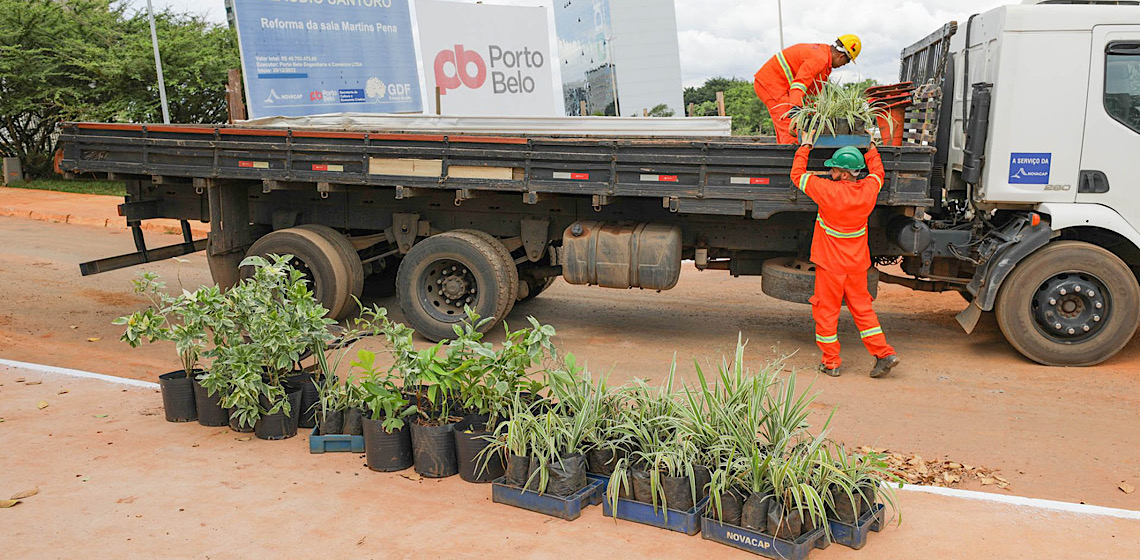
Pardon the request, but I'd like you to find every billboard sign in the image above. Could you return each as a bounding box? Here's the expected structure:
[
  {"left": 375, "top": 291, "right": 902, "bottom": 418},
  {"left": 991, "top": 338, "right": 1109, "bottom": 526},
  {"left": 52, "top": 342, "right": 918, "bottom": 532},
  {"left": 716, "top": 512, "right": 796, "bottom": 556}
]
[
  {"left": 231, "top": 0, "right": 423, "bottom": 119},
  {"left": 416, "top": 0, "right": 559, "bottom": 116}
]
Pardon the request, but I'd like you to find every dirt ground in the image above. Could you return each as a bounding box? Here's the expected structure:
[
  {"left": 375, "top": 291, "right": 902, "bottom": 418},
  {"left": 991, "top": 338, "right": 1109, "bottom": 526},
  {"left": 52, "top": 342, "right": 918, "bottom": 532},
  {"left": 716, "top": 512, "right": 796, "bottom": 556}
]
[
  {"left": 2, "top": 369, "right": 1135, "bottom": 559},
  {"left": 0, "top": 215, "right": 1138, "bottom": 514}
]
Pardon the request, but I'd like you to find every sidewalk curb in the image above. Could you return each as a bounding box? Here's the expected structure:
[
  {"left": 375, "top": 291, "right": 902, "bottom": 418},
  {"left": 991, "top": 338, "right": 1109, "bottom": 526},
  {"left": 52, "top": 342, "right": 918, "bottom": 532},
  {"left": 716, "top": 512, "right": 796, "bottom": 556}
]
[{"left": 0, "top": 205, "right": 208, "bottom": 236}]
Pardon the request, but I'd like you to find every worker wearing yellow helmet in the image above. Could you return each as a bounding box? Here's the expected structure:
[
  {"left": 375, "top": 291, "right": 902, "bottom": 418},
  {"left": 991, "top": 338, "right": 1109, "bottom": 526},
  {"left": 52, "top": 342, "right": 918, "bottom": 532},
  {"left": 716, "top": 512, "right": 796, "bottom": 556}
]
[{"left": 753, "top": 34, "right": 862, "bottom": 144}]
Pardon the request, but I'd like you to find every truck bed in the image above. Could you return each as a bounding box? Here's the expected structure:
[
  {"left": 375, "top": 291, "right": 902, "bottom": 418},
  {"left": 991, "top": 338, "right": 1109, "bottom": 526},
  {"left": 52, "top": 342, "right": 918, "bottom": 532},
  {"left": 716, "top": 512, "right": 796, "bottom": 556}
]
[{"left": 58, "top": 122, "right": 935, "bottom": 220}]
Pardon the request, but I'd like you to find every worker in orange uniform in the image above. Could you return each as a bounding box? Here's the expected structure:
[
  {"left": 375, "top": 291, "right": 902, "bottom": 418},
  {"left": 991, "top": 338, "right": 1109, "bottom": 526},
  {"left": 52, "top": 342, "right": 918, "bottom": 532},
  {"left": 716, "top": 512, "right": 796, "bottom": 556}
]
[
  {"left": 789, "top": 142, "right": 900, "bottom": 378},
  {"left": 754, "top": 35, "right": 861, "bottom": 144}
]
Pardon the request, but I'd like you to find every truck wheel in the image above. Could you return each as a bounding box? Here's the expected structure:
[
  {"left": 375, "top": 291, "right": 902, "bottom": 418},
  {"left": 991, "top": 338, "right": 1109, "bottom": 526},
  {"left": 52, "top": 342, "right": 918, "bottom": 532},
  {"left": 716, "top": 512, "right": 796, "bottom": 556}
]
[
  {"left": 396, "top": 231, "right": 514, "bottom": 341},
  {"left": 244, "top": 228, "right": 353, "bottom": 320},
  {"left": 995, "top": 241, "right": 1140, "bottom": 366},
  {"left": 450, "top": 229, "right": 519, "bottom": 319},
  {"left": 761, "top": 258, "right": 879, "bottom": 304},
  {"left": 295, "top": 224, "right": 365, "bottom": 312}
]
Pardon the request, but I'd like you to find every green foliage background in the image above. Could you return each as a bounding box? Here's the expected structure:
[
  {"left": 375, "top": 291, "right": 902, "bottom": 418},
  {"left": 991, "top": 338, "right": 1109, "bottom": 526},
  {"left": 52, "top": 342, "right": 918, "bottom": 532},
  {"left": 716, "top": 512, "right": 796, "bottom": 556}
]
[{"left": 0, "top": 0, "right": 237, "bottom": 177}]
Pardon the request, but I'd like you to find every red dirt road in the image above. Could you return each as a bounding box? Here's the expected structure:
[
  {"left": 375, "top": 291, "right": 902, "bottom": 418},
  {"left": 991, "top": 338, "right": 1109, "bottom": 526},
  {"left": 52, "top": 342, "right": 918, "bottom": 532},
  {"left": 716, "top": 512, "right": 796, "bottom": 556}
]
[
  {"left": 2, "top": 370, "right": 1136, "bottom": 559},
  {"left": 0, "top": 214, "right": 1138, "bottom": 513}
]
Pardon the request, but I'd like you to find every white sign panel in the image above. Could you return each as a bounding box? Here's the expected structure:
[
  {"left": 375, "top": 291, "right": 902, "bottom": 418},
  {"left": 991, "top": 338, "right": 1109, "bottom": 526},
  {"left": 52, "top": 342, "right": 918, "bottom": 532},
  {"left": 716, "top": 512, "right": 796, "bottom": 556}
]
[{"left": 416, "top": 0, "right": 559, "bottom": 116}]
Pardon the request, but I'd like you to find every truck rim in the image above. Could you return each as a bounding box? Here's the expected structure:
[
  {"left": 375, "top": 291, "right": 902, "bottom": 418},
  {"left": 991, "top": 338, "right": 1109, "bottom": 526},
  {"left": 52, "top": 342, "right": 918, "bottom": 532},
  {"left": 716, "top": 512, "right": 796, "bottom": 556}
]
[
  {"left": 419, "top": 258, "right": 478, "bottom": 322},
  {"left": 1031, "top": 271, "right": 1110, "bottom": 343}
]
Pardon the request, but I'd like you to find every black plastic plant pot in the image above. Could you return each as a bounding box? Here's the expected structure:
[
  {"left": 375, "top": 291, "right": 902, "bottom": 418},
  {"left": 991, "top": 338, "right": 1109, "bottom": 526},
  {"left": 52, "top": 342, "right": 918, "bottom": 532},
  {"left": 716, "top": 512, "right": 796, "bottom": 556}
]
[
  {"left": 343, "top": 407, "right": 364, "bottom": 436},
  {"left": 319, "top": 409, "right": 345, "bottom": 435},
  {"left": 506, "top": 454, "right": 531, "bottom": 488},
  {"left": 631, "top": 469, "right": 653, "bottom": 504},
  {"left": 285, "top": 371, "right": 320, "bottom": 429},
  {"left": 545, "top": 453, "right": 587, "bottom": 497},
  {"left": 741, "top": 491, "right": 775, "bottom": 532},
  {"left": 454, "top": 423, "right": 503, "bottom": 483},
  {"left": 410, "top": 420, "right": 458, "bottom": 478},
  {"left": 254, "top": 388, "right": 304, "bottom": 441},
  {"left": 192, "top": 377, "right": 228, "bottom": 427},
  {"left": 228, "top": 409, "right": 255, "bottom": 433},
  {"left": 706, "top": 486, "right": 747, "bottom": 526},
  {"left": 660, "top": 474, "right": 695, "bottom": 513},
  {"left": 586, "top": 448, "right": 624, "bottom": 476},
  {"left": 159, "top": 371, "right": 197, "bottom": 423},
  {"left": 767, "top": 502, "right": 804, "bottom": 540},
  {"left": 362, "top": 418, "right": 413, "bottom": 472},
  {"left": 693, "top": 465, "right": 712, "bottom": 501}
]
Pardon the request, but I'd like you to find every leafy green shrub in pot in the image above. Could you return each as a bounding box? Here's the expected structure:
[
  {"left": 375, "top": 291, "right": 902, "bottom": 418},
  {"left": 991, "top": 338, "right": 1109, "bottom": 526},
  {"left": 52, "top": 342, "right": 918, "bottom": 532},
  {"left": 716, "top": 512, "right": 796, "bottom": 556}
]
[
  {"left": 115, "top": 271, "right": 228, "bottom": 424},
  {"left": 356, "top": 349, "right": 418, "bottom": 472},
  {"left": 197, "top": 255, "right": 335, "bottom": 439},
  {"left": 825, "top": 443, "right": 900, "bottom": 526},
  {"left": 786, "top": 82, "right": 889, "bottom": 144}
]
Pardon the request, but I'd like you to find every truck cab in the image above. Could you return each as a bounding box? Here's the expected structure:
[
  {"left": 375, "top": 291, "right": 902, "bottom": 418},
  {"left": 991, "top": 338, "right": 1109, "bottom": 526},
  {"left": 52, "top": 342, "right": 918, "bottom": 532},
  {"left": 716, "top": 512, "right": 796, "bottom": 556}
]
[{"left": 907, "top": 0, "right": 1140, "bottom": 365}]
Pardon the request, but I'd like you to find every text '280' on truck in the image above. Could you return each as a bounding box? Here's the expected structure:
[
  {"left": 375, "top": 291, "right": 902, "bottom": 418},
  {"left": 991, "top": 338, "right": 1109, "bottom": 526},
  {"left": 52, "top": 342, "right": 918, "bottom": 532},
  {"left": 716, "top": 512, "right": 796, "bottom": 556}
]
[{"left": 59, "top": 1, "right": 1140, "bottom": 366}]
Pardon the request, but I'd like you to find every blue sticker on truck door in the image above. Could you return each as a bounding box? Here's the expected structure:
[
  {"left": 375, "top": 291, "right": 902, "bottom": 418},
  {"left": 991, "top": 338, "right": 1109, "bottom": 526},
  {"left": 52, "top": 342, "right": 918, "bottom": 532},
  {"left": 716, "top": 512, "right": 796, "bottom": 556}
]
[{"left": 1009, "top": 153, "right": 1052, "bottom": 184}]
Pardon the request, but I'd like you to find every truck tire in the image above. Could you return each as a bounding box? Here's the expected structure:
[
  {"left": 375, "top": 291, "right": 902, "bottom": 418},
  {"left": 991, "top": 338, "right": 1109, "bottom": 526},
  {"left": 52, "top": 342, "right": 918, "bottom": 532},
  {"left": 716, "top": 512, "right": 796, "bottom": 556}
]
[
  {"left": 450, "top": 229, "right": 519, "bottom": 319},
  {"left": 995, "top": 241, "right": 1140, "bottom": 366},
  {"left": 396, "top": 231, "right": 514, "bottom": 341},
  {"left": 243, "top": 228, "right": 354, "bottom": 320},
  {"left": 760, "top": 258, "right": 879, "bottom": 304},
  {"left": 295, "top": 224, "right": 365, "bottom": 312}
]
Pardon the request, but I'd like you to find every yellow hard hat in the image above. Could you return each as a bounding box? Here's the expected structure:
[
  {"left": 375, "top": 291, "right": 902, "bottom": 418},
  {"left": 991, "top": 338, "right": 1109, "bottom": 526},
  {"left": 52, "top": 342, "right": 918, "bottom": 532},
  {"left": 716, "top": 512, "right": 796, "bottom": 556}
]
[{"left": 837, "top": 34, "right": 862, "bottom": 62}]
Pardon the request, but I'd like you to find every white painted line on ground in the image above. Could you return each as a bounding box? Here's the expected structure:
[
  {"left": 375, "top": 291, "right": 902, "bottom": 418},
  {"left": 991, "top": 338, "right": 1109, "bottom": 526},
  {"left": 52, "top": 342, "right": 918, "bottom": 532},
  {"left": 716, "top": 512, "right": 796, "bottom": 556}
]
[
  {"left": 893, "top": 483, "right": 1140, "bottom": 520},
  {"left": 2, "top": 357, "right": 1138, "bottom": 520},
  {"left": 0, "top": 358, "right": 160, "bottom": 389}
]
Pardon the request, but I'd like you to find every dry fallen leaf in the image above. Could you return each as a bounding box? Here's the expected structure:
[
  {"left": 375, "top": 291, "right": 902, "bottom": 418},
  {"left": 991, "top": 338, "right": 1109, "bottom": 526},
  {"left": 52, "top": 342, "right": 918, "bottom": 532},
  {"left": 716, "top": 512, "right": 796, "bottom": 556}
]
[
  {"left": 87, "top": 337, "right": 101, "bottom": 342},
  {"left": 0, "top": 500, "right": 19, "bottom": 508},
  {"left": 25, "top": 380, "right": 42, "bottom": 386},
  {"left": 235, "top": 436, "right": 252, "bottom": 442},
  {"left": 10, "top": 487, "right": 38, "bottom": 500},
  {"left": 93, "top": 414, "right": 108, "bottom": 418},
  {"left": 1120, "top": 483, "right": 1135, "bottom": 495},
  {"left": 981, "top": 477, "right": 995, "bottom": 486},
  {"left": 399, "top": 473, "right": 423, "bottom": 482},
  {"left": 70, "top": 325, "right": 78, "bottom": 329},
  {"left": 14, "top": 377, "right": 25, "bottom": 383},
  {"left": 36, "top": 401, "right": 49, "bottom": 410},
  {"left": 58, "top": 390, "right": 69, "bottom": 395}
]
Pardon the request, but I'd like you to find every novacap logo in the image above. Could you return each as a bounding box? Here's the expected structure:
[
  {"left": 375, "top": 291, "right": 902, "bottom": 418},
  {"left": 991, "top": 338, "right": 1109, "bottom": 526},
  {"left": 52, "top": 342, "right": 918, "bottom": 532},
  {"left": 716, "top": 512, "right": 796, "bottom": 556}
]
[{"left": 434, "top": 44, "right": 545, "bottom": 95}]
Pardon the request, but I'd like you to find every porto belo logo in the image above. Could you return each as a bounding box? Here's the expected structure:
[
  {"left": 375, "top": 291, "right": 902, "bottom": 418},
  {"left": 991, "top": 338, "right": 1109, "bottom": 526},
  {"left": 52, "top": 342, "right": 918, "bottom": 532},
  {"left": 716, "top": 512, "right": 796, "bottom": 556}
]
[{"left": 434, "top": 44, "right": 545, "bottom": 95}]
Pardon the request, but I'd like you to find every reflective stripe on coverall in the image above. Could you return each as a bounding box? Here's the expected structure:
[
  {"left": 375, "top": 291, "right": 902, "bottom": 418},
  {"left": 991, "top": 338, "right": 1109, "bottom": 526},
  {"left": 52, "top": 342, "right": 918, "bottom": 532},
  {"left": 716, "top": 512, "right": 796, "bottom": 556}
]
[
  {"left": 754, "top": 44, "right": 833, "bottom": 144},
  {"left": 789, "top": 144, "right": 895, "bottom": 368}
]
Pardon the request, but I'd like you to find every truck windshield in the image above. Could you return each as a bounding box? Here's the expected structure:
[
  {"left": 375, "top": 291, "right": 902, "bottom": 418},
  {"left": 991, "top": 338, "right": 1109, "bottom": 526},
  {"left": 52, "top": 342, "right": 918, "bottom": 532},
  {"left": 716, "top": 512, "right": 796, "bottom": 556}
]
[{"left": 1106, "top": 44, "right": 1140, "bottom": 134}]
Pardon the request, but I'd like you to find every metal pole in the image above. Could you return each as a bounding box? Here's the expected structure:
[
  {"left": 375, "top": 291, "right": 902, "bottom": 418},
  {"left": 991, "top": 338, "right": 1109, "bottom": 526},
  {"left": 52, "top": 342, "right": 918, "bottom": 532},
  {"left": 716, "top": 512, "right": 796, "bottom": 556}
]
[
  {"left": 775, "top": 0, "right": 784, "bottom": 51},
  {"left": 606, "top": 35, "right": 620, "bottom": 116},
  {"left": 147, "top": 0, "right": 171, "bottom": 124}
]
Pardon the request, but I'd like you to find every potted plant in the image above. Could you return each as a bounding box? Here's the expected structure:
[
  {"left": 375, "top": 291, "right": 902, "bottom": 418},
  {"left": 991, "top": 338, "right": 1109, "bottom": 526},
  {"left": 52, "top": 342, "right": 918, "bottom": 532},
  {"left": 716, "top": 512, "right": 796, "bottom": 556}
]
[
  {"left": 198, "top": 255, "right": 336, "bottom": 440},
  {"left": 826, "top": 443, "right": 900, "bottom": 525},
  {"left": 357, "top": 349, "right": 417, "bottom": 472},
  {"left": 114, "top": 271, "right": 230, "bottom": 425},
  {"left": 454, "top": 311, "right": 558, "bottom": 483},
  {"left": 397, "top": 330, "right": 470, "bottom": 478},
  {"left": 787, "top": 82, "right": 889, "bottom": 145}
]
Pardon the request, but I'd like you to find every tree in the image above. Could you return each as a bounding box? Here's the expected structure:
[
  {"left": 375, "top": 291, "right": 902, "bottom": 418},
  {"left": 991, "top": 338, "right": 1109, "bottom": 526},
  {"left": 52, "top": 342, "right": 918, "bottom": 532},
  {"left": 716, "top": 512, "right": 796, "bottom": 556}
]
[
  {"left": 685, "top": 77, "right": 771, "bottom": 136},
  {"left": 0, "top": 0, "right": 238, "bottom": 177},
  {"left": 646, "top": 104, "right": 675, "bottom": 118}
]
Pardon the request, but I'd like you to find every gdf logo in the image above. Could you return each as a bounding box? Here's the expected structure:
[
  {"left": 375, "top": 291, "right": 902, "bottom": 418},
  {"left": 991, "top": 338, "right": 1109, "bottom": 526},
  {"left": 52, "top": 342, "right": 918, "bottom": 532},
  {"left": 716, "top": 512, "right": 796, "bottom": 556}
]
[{"left": 434, "top": 45, "right": 486, "bottom": 95}]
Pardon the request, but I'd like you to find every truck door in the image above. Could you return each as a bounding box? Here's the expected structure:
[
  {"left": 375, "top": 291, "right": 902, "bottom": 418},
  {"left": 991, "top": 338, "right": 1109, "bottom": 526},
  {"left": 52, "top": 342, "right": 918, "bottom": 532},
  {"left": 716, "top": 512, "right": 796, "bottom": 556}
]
[{"left": 1078, "top": 26, "right": 1140, "bottom": 232}]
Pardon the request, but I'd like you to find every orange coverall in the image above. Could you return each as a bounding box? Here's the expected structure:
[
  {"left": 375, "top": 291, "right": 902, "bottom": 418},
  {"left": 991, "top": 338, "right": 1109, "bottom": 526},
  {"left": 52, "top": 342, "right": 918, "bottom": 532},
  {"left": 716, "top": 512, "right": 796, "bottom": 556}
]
[
  {"left": 789, "top": 144, "right": 895, "bottom": 369},
  {"left": 754, "top": 44, "right": 834, "bottom": 144}
]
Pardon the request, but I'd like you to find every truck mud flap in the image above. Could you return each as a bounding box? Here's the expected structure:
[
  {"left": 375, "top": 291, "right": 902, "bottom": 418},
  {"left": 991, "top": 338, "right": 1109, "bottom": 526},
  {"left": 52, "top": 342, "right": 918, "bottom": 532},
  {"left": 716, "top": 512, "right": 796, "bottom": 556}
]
[{"left": 957, "top": 216, "right": 1053, "bottom": 332}]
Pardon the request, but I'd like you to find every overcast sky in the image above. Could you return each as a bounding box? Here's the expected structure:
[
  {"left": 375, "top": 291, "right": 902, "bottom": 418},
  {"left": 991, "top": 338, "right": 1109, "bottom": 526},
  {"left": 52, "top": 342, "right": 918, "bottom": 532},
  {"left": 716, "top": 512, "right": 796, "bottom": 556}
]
[{"left": 125, "top": 0, "right": 1012, "bottom": 86}]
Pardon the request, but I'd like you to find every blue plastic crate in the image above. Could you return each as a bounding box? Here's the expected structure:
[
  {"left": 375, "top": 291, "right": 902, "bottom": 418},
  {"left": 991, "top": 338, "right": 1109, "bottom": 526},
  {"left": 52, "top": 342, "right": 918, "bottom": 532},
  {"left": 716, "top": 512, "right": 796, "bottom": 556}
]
[
  {"left": 827, "top": 502, "right": 884, "bottom": 550},
  {"left": 811, "top": 134, "right": 872, "bottom": 148},
  {"left": 602, "top": 494, "right": 710, "bottom": 536},
  {"left": 308, "top": 427, "right": 365, "bottom": 454},
  {"left": 585, "top": 473, "right": 609, "bottom": 505},
  {"left": 491, "top": 476, "right": 604, "bottom": 521},
  {"left": 701, "top": 516, "right": 829, "bottom": 559}
]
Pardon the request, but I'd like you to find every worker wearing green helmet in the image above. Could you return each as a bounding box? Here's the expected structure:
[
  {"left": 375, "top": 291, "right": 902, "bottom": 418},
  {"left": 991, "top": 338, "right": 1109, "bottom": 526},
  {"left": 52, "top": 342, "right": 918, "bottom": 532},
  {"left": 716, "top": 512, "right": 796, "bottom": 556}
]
[{"left": 789, "top": 142, "right": 901, "bottom": 378}]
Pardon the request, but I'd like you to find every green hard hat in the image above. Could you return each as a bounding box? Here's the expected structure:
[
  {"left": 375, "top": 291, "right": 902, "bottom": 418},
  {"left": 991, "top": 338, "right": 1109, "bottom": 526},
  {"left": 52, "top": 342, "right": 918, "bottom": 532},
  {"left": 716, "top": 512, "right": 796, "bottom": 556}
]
[{"left": 823, "top": 146, "right": 866, "bottom": 171}]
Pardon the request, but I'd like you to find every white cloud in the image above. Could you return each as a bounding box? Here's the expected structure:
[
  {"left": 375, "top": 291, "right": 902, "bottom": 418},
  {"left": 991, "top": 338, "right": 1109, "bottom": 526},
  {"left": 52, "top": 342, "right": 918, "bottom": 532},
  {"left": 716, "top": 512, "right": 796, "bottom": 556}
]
[{"left": 127, "top": 0, "right": 1015, "bottom": 85}]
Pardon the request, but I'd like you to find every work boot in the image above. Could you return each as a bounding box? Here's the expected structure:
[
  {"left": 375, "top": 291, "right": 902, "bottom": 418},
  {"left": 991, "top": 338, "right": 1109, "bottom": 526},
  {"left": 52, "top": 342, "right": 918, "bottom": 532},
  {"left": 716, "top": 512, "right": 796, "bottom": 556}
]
[
  {"left": 817, "top": 363, "right": 841, "bottom": 377},
  {"left": 869, "top": 355, "right": 900, "bottom": 378}
]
